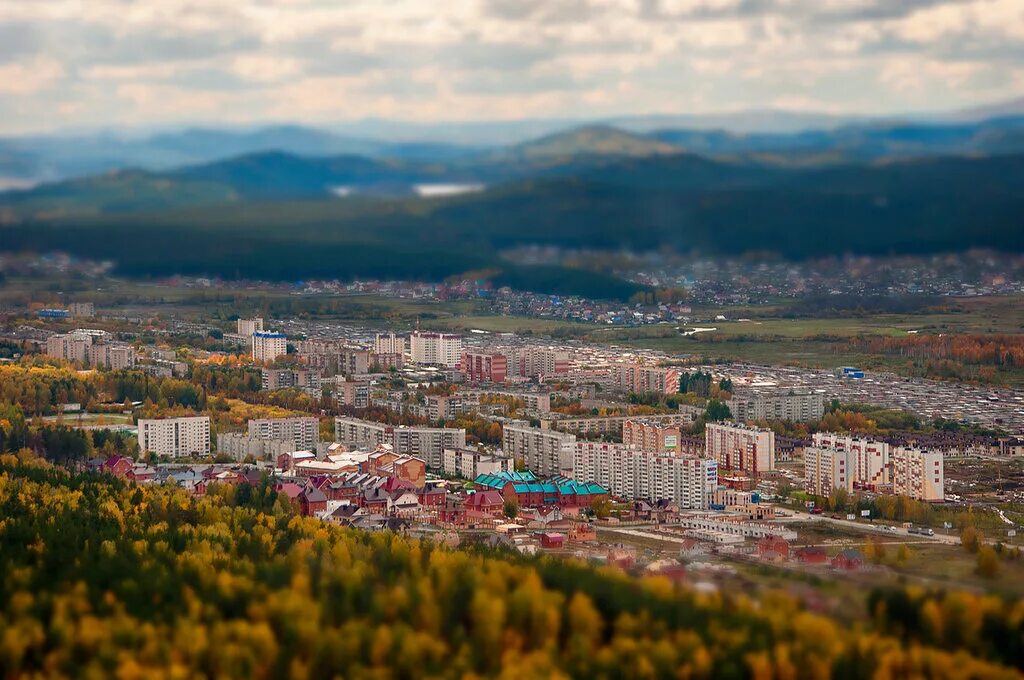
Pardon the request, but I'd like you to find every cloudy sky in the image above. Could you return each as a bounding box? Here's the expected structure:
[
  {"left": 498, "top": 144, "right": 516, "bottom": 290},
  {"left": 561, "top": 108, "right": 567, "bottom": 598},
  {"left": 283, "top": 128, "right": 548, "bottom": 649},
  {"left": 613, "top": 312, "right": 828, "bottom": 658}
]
[{"left": 1, "top": 0, "right": 1022, "bottom": 133}]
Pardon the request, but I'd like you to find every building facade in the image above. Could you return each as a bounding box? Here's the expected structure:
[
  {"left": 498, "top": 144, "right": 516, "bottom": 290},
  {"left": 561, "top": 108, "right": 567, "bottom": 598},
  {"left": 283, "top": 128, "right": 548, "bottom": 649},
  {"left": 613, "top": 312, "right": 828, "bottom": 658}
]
[
  {"left": 374, "top": 332, "right": 407, "bottom": 356},
  {"left": 138, "top": 416, "right": 211, "bottom": 458},
  {"left": 334, "top": 416, "right": 467, "bottom": 469},
  {"left": 612, "top": 364, "right": 680, "bottom": 395},
  {"left": 460, "top": 351, "right": 508, "bottom": 383},
  {"left": 248, "top": 417, "right": 320, "bottom": 451},
  {"left": 571, "top": 441, "right": 718, "bottom": 509},
  {"left": 622, "top": 419, "right": 683, "bottom": 454},
  {"left": 727, "top": 389, "right": 826, "bottom": 423},
  {"left": 217, "top": 433, "right": 295, "bottom": 461},
  {"left": 237, "top": 318, "right": 264, "bottom": 336},
  {"left": 892, "top": 447, "right": 945, "bottom": 501},
  {"left": 705, "top": 422, "right": 776, "bottom": 475},
  {"left": 501, "top": 421, "right": 576, "bottom": 477},
  {"left": 409, "top": 331, "right": 462, "bottom": 367},
  {"left": 442, "top": 447, "right": 514, "bottom": 479},
  {"left": 251, "top": 331, "right": 287, "bottom": 362}
]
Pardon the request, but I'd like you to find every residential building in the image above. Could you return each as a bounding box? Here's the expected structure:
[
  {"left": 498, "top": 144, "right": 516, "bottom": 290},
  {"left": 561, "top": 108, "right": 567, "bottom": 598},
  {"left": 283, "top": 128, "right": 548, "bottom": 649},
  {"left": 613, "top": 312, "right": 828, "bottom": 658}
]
[
  {"left": 622, "top": 419, "right": 683, "bottom": 454},
  {"left": 217, "top": 433, "right": 295, "bottom": 461},
  {"left": 251, "top": 331, "right": 287, "bottom": 362},
  {"left": 237, "top": 318, "right": 264, "bottom": 336},
  {"left": 334, "top": 378, "right": 370, "bottom": 409},
  {"left": 571, "top": 442, "right": 718, "bottom": 509},
  {"left": 68, "top": 302, "right": 95, "bottom": 318},
  {"left": 45, "top": 332, "right": 93, "bottom": 363},
  {"left": 545, "top": 413, "right": 694, "bottom": 439},
  {"left": 705, "top": 422, "right": 776, "bottom": 475},
  {"left": 501, "top": 421, "right": 576, "bottom": 477},
  {"left": 727, "top": 389, "right": 826, "bottom": 423},
  {"left": 507, "top": 347, "right": 569, "bottom": 377},
  {"left": 374, "top": 332, "right": 406, "bottom": 356},
  {"left": 892, "top": 447, "right": 944, "bottom": 501},
  {"left": 248, "top": 417, "right": 320, "bottom": 451},
  {"left": 88, "top": 342, "right": 137, "bottom": 370},
  {"left": 261, "top": 367, "right": 320, "bottom": 392},
  {"left": 334, "top": 416, "right": 466, "bottom": 469},
  {"left": 461, "top": 350, "right": 508, "bottom": 383},
  {"left": 612, "top": 364, "right": 680, "bottom": 395},
  {"left": 473, "top": 470, "right": 608, "bottom": 510},
  {"left": 409, "top": 331, "right": 462, "bottom": 367},
  {"left": 804, "top": 445, "right": 853, "bottom": 497},
  {"left": 812, "top": 433, "right": 891, "bottom": 489},
  {"left": 443, "top": 447, "right": 514, "bottom": 479},
  {"left": 138, "top": 416, "right": 211, "bottom": 458}
]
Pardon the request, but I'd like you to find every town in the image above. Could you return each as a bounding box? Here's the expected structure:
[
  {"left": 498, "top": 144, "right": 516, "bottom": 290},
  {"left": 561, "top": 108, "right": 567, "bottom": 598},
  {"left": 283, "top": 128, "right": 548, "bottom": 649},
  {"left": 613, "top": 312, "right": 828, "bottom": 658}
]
[{"left": 4, "top": 295, "right": 1023, "bottom": 597}]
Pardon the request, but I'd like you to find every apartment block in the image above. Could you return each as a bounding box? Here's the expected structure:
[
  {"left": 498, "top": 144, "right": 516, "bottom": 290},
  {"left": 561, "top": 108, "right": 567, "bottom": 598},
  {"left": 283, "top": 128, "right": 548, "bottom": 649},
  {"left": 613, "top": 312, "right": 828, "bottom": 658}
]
[
  {"left": 237, "top": 318, "right": 264, "bottom": 336},
  {"left": 507, "top": 347, "right": 569, "bottom": 377},
  {"left": 88, "top": 343, "right": 137, "bottom": 370},
  {"left": 334, "top": 379, "right": 369, "bottom": 409},
  {"left": 68, "top": 302, "right": 95, "bottom": 318},
  {"left": 409, "top": 331, "right": 462, "bottom": 367},
  {"left": 812, "top": 433, "right": 891, "bottom": 489},
  {"left": 248, "top": 417, "right": 320, "bottom": 451},
  {"left": 804, "top": 446, "right": 853, "bottom": 497},
  {"left": 261, "top": 367, "right": 321, "bottom": 392},
  {"left": 461, "top": 388, "right": 551, "bottom": 415},
  {"left": 501, "top": 421, "right": 576, "bottom": 477},
  {"left": 374, "top": 332, "right": 407, "bottom": 356},
  {"left": 217, "top": 433, "right": 295, "bottom": 461},
  {"left": 46, "top": 332, "right": 92, "bottom": 364},
  {"left": 442, "top": 447, "right": 514, "bottom": 479},
  {"left": 571, "top": 442, "right": 718, "bottom": 509},
  {"left": 334, "top": 417, "right": 466, "bottom": 469},
  {"left": 251, "top": 331, "right": 287, "bottom": 362},
  {"left": 892, "top": 447, "right": 944, "bottom": 501},
  {"left": 461, "top": 351, "right": 507, "bottom": 383},
  {"left": 727, "top": 389, "right": 826, "bottom": 423},
  {"left": 138, "top": 416, "right": 211, "bottom": 458},
  {"left": 622, "top": 419, "right": 683, "bottom": 454},
  {"left": 705, "top": 422, "right": 776, "bottom": 475},
  {"left": 612, "top": 364, "right": 680, "bottom": 395}
]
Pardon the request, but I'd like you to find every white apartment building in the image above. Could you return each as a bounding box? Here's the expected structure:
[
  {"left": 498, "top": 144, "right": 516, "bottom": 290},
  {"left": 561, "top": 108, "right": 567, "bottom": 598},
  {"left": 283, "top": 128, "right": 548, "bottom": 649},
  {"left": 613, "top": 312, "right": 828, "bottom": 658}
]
[
  {"left": 812, "top": 433, "right": 891, "bottom": 489},
  {"left": 374, "top": 332, "right": 407, "bottom": 356},
  {"left": 443, "top": 447, "right": 514, "bottom": 479},
  {"left": 217, "top": 433, "right": 295, "bottom": 461},
  {"left": 705, "top": 422, "right": 776, "bottom": 475},
  {"left": 409, "top": 331, "right": 462, "bottom": 367},
  {"left": 506, "top": 347, "right": 569, "bottom": 377},
  {"left": 334, "top": 416, "right": 466, "bottom": 469},
  {"left": 501, "top": 421, "right": 576, "bottom": 477},
  {"left": 248, "top": 417, "right": 320, "bottom": 451},
  {"left": 138, "top": 416, "right": 211, "bottom": 458},
  {"left": 237, "top": 318, "right": 264, "bottom": 336},
  {"left": 804, "top": 446, "right": 853, "bottom": 497},
  {"left": 571, "top": 442, "right": 718, "bottom": 509},
  {"left": 727, "top": 389, "right": 825, "bottom": 423},
  {"left": 251, "top": 331, "right": 288, "bottom": 362},
  {"left": 893, "top": 447, "right": 944, "bottom": 501}
]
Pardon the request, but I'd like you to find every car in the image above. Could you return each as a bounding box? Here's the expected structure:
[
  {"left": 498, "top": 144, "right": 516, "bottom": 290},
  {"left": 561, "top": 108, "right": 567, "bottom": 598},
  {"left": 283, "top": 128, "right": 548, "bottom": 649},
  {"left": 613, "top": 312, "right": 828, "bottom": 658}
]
[{"left": 810, "top": 507, "right": 823, "bottom": 515}]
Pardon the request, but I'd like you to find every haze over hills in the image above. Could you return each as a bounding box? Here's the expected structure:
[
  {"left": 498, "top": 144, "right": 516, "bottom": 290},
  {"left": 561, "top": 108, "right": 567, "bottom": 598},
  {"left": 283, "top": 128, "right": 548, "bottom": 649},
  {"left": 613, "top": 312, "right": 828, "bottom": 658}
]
[{"left": 3, "top": 96, "right": 1024, "bottom": 186}]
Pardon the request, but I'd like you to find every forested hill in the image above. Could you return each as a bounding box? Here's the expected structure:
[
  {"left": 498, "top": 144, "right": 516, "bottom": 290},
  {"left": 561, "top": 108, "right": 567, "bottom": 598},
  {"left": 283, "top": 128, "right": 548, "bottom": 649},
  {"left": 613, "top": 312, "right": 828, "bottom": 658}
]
[{"left": 0, "top": 456, "right": 1021, "bottom": 678}]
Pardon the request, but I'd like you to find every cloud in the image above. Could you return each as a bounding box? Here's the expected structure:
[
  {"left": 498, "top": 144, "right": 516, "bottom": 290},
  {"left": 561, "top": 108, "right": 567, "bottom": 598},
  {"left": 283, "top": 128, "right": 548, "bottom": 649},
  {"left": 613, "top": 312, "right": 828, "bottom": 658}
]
[{"left": 0, "top": 0, "right": 1021, "bottom": 132}]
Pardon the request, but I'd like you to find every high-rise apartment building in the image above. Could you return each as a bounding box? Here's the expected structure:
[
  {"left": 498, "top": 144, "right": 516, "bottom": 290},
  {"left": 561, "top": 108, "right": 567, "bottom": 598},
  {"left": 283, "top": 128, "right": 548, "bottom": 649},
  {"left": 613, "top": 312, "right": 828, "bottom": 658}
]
[
  {"left": 892, "top": 447, "right": 944, "bottom": 501},
  {"left": 251, "top": 331, "right": 287, "bottom": 362},
  {"left": 727, "top": 389, "right": 826, "bottom": 423},
  {"left": 811, "top": 433, "right": 891, "bottom": 489},
  {"left": 460, "top": 351, "right": 507, "bottom": 383},
  {"left": 138, "top": 416, "right": 210, "bottom": 458},
  {"left": 622, "top": 419, "right": 683, "bottom": 454},
  {"left": 507, "top": 347, "right": 569, "bottom": 377},
  {"left": 705, "top": 422, "right": 775, "bottom": 475},
  {"left": 612, "top": 364, "right": 680, "bottom": 395},
  {"left": 409, "top": 331, "right": 462, "bottom": 367},
  {"left": 374, "top": 332, "right": 407, "bottom": 356},
  {"left": 237, "top": 318, "right": 264, "bottom": 336},
  {"left": 501, "top": 421, "right": 576, "bottom": 477},
  {"left": 248, "top": 417, "right": 320, "bottom": 451},
  {"left": 804, "top": 446, "right": 853, "bottom": 497},
  {"left": 334, "top": 417, "right": 466, "bottom": 469},
  {"left": 571, "top": 442, "right": 718, "bottom": 508}
]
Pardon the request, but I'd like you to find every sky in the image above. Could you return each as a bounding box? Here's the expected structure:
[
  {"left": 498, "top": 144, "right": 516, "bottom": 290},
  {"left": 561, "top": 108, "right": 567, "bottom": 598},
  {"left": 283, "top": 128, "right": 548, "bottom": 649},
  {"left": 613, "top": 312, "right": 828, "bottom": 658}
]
[{"left": 1, "top": 0, "right": 1023, "bottom": 134}]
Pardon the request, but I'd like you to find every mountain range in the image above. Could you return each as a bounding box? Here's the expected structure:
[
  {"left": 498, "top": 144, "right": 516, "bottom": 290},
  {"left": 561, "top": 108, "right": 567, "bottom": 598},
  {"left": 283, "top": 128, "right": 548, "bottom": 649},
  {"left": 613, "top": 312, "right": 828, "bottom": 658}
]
[{"left": 2, "top": 104, "right": 1023, "bottom": 300}]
